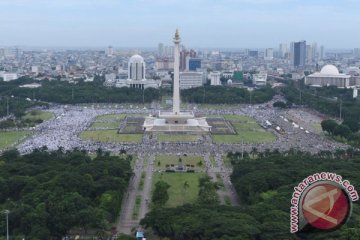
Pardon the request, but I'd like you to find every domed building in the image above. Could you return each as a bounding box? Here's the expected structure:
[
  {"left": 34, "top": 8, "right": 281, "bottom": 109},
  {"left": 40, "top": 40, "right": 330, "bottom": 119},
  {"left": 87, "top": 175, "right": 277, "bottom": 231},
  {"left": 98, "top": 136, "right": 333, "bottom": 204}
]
[
  {"left": 115, "top": 54, "right": 160, "bottom": 89},
  {"left": 305, "top": 64, "right": 351, "bottom": 88},
  {"left": 128, "top": 54, "right": 146, "bottom": 81}
]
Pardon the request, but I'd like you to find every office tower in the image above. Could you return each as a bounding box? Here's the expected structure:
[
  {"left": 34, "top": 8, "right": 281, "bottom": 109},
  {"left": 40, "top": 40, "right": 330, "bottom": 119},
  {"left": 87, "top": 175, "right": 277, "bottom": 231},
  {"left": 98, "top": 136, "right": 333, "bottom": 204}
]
[
  {"left": 158, "top": 43, "right": 164, "bottom": 57},
  {"left": 320, "top": 45, "right": 325, "bottom": 60},
  {"left": 292, "top": 41, "right": 306, "bottom": 67},
  {"left": 106, "top": 46, "right": 114, "bottom": 56},
  {"left": 306, "top": 45, "right": 313, "bottom": 64},
  {"left": 188, "top": 58, "right": 201, "bottom": 71},
  {"left": 264, "top": 48, "right": 273, "bottom": 60},
  {"left": 279, "top": 44, "right": 287, "bottom": 58},
  {"left": 312, "top": 42, "right": 318, "bottom": 61},
  {"left": 354, "top": 48, "right": 360, "bottom": 58},
  {"left": 210, "top": 72, "right": 221, "bottom": 86}
]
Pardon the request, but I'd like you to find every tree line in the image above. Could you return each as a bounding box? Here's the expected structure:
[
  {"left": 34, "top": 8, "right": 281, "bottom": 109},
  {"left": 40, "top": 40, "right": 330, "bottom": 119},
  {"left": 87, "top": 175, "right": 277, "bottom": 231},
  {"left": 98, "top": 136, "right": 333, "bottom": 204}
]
[
  {"left": 0, "top": 148, "right": 132, "bottom": 239},
  {"left": 1, "top": 77, "right": 275, "bottom": 119}
]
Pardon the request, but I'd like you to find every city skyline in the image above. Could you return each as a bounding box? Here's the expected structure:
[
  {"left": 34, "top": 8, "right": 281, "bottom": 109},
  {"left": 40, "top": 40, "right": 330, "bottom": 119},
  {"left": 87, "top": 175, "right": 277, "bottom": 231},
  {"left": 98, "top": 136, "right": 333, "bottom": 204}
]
[{"left": 0, "top": 0, "right": 359, "bottom": 48}]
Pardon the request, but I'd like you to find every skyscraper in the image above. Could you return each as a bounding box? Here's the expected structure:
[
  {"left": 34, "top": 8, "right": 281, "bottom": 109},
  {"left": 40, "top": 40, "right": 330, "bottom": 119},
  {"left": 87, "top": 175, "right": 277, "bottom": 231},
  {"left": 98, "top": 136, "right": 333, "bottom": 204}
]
[
  {"left": 306, "top": 45, "right": 313, "bottom": 64},
  {"left": 264, "top": 48, "right": 273, "bottom": 60},
  {"left": 292, "top": 41, "right": 306, "bottom": 67},
  {"left": 106, "top": 46, "right": 113, "bottom": 56},
  {"left": 320, "top": 46, "right": 325, "bottom": 60},
  {"left": 279, "top": 44, "right": 287, "bottom": 58},
  {"left": 158, "top": 43, "right": 164, "bottom": 57}
]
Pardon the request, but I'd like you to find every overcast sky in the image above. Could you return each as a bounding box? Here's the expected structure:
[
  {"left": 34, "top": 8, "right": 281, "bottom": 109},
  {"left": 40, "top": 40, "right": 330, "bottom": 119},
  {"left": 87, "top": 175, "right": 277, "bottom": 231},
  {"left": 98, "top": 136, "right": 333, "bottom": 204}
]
[{"left": 0, "top": 0, "right": 359, "bottom": 48}]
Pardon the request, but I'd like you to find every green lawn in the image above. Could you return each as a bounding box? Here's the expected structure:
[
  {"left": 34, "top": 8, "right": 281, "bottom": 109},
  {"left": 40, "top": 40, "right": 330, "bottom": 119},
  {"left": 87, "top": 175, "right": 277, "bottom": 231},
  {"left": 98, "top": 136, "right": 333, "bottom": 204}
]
[
  {"left": 95, "top": 114, "right": 126, "bottom": 121},
  {"left": 155, "top": 155, "right": 204, "bottom": 170},
  {"left": 90, "top": 122, "right": 119, "bottom": 129},
  {"left": 132, "top": 195, "right": 142, "bottom": 219},
  {"left": 212, "top": 116, "right": 276, "bottom": 144},
  {"left": 0, "top": 131, "right": 29, "bottom": 150},
  {"left": 223, "top": 115, "right": 255, "bottom": 122},
  {"left": 312, "top": 123, "right": 322, "bottom": 133},
  {"left": 158, "top": 134, "right": 200, "bottom": 142},
  {"left": 79, "top": 130, "right": 143, "bottom": 143},
  {"left": 22, "top": 111, "right": 54, "bottom": 121},
  {"left": 152, "top": 173, "right": 205, "bottom": 207}
]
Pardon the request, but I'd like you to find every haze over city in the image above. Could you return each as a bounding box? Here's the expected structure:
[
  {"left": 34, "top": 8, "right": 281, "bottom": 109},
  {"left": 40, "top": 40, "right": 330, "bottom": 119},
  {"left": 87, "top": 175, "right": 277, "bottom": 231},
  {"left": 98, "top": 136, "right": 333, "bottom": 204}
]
[{"left": 0, "top": 0, "right": 359, "bottom": 48}]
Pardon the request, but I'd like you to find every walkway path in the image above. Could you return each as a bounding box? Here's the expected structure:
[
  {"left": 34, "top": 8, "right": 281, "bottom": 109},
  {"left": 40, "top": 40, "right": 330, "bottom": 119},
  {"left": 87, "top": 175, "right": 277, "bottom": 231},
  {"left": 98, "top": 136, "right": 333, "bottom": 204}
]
[{"left": 116, "top": 154, "right": 144, "bottom": 234}]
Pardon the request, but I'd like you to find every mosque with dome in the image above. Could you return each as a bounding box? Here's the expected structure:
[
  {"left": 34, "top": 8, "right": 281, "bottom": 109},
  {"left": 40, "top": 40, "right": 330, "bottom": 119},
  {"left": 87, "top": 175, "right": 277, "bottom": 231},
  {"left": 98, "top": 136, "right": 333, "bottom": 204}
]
[{"left": 305, "top": 64, "right": 351, "bottom": 88}]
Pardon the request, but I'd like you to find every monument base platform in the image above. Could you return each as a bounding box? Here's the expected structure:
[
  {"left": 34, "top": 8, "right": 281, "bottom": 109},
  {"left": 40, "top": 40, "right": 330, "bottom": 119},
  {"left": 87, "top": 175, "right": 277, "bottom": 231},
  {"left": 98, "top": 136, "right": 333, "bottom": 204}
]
[{"left": 143, "top": 111, "right": 211, "bottom": 132}]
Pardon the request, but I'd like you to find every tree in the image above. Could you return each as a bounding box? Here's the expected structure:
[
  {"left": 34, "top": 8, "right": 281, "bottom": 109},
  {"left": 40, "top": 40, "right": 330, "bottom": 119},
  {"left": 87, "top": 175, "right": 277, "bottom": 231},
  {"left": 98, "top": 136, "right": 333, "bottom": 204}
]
[
  {"left": 334, "top": 124, "right": 352, "bottom": 138},
  {"left": 321, "top": 119, "right": 338, "bottom": 134},
  {"left": 273, "top": 101, "right": 287, "bottom": 108},
  {"left": 152, "top": 181, "right": 170, "bottom": 207}
]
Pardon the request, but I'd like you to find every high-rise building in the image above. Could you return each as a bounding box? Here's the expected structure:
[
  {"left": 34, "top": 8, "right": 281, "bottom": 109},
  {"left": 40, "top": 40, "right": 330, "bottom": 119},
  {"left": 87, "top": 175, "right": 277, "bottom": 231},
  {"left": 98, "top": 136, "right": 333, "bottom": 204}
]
[
  {"left": 188, "top": 58, "right": 201, "bottom": 71},
  {"left": 312, "top": 42, "right": 318, "bottom": 61},
  {"left": 180, "top": 49, "right": 196, "bottom": 71},
  {"left": 128, "top": 55, "right": 146, "bottom": 81},
  {"left": 320, "top": 46, "right": 325, "bottom": 60},
  {"left": 292, "top": 41, "right": 306, "bottom": 67},
  {"left": 306, "top": 45, "right": 313, "bottom": 64},
  {"left": 106, "top": 46, "right": 114, "bottom": 56},
  {"left": 158, "top": 43, "right": 164, "bottom": 57},
  {"left": 264, "top": 48, "right": 273, "bottom": 60},
  {"left": 279, "top": 44, "right": 287, "bottom": 58},
  {"left": 354, "top": 48, "right": 360, "bottom": 58},
  {"left": 210, "top": 72, "right": 221, "bottom": 86}
]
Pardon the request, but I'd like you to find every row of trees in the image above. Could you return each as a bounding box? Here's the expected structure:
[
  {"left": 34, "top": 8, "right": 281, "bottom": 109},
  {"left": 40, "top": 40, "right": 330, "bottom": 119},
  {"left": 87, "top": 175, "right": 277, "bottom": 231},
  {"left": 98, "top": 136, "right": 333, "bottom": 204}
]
[
  {"left": 181, "top": 85, "right": 275, "bottom": 104},
  {"left": 1, "top": 77, "right": 277, "bottom": 118},
  {"left": 0, "top": 148, "right": 132, "bottom": 239}
]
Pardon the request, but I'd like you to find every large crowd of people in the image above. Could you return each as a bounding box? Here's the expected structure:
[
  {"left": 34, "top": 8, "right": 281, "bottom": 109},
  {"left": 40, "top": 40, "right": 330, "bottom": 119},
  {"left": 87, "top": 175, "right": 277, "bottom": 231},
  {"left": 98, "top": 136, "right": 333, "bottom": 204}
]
[{"left": 16, "top": 101, "right": 348, "bottom": 155}]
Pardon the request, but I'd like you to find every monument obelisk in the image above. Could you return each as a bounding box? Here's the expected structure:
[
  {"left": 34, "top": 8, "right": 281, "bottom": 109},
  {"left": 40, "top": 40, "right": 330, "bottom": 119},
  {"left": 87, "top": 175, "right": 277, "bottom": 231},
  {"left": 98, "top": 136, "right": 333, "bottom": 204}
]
[
  {"left": 142, "top": 29, "right": 211, "bottom": 132},
  {"left": 173, "top": 29, "right": 181, "bottom": 115}
]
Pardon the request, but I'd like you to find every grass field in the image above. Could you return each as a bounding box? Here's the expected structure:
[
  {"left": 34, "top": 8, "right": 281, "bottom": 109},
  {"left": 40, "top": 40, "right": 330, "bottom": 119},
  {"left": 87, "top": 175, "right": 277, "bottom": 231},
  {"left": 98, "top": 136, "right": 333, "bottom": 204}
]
[
  {"left": 158, "top": 134, "right": 200, "bottom": 142},
  {"left": 223, "top": 115, "right": 255, "bottom": 122},
  {"left": 0, "top": 131, "right": 29, "bottom": 150},
  {"left": 79, "top": 130, "right": 143, "bottom": 143},
  {"left": 152, "top": 172, "right": 205, "bottom": 207},
  {"left": 95, "top": 114, "right": 126, "bottom": 121},
  {"left": 22, "top": 111, "right": 54, "bottom": 121},
  {"left": 155, "top": 155, "right": 204, "bottom": 170},
  {"left": 90, "top": 122, "right": 119, "bottom": 129},
  {"left": 132, "top": 195, "right": 141, "bottom": 219},
  {"left": 212, "top": 115, "right": 276, "bottom": 144}
]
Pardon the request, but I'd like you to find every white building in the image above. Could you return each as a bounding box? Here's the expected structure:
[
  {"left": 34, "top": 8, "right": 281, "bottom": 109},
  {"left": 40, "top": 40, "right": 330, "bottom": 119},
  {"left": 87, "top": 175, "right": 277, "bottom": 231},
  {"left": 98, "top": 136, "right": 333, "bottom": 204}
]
[
  {"left": 252, "top": 73, "right": 267, "bottom": 86},
  {"left": 2, "top": 73, "right": 18, "bottom": 81},
  {"left": 32, "top": 66, "right": 40, "bottom": 74},
  {"left": 180, "top": 72, "right": 203, "bottom": 89},
  {"left": 264, "top": 48, "right": 273, "bottom": 60},
  {"left": 106, "top": 46, "right": 114, "bottom": 56},
  {"left": 210, "top": 71, "right": 221, "bottom": 86},
  {"left": 305, "top": 65, "right": 351, "bottom": 88},
  {"left": 128, "top": 54, "right": 146, "bottom": 81}
]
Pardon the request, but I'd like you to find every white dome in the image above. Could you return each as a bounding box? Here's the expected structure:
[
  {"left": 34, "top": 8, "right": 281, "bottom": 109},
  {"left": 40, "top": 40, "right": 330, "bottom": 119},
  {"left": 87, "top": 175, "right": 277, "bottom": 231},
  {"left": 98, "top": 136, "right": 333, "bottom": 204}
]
[
  {"left": 129, "top": 54, "right": 144, "bottom": 63},
  {"left": 320, "top": 65, "right": 339, "bottom": 75}
]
